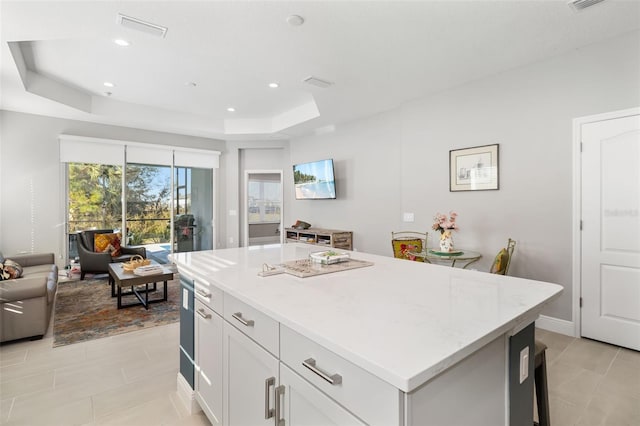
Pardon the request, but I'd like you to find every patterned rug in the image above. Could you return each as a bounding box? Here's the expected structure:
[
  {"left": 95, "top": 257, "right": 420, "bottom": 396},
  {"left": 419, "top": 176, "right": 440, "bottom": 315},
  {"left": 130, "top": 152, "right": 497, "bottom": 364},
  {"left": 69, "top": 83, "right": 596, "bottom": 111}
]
[{"left": 53, "top": 276, "right": 180, "bottom": 347}]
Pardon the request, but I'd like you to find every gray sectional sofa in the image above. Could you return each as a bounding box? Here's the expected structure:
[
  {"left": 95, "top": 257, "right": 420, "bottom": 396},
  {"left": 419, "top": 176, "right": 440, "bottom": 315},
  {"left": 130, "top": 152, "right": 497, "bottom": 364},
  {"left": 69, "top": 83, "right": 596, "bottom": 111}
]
[{"left": 0, "top": 252, "right": 58, "bottom": 343}]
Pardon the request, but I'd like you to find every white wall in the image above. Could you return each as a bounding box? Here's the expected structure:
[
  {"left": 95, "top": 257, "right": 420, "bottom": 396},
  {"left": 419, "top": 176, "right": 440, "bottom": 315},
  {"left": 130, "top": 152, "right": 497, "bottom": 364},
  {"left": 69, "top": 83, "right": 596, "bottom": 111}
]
[
  {"left": 289, "top": 31, "right": 640, "bottom": 321},
  {"left": 0, "top": 110, "right": 226, "bottom": 266}
]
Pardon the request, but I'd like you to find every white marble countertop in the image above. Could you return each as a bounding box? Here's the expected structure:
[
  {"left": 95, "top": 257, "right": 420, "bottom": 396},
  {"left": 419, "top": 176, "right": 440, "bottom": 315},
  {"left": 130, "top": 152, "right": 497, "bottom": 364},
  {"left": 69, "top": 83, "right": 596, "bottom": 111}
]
[{"left": 170, "top": 244, "right": 562, "bottom": 392}]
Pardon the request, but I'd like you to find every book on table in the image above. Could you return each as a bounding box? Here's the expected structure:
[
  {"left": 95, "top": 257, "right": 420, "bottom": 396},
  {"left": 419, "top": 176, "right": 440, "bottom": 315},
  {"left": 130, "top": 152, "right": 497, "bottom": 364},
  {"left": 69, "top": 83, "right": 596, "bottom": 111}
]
[{"left": 133, "top": 265, "right": 164, "bottom": 276}]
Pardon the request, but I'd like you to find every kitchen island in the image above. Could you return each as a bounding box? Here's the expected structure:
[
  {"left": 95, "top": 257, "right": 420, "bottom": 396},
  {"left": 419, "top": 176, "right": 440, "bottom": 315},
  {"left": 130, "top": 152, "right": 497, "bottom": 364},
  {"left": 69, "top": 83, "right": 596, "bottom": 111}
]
[{"left": 172, "top": 244, "right": 562, "bottom": 426}]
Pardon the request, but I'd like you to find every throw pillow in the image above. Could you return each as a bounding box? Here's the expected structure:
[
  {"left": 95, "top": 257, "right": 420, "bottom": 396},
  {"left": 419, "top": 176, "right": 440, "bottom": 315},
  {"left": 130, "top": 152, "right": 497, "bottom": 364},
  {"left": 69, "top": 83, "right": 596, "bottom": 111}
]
[
  {"left": 490, "top": 248, "right": 509, "bottom": 275},
  {"left": 94, "top": 233, "right": 122, "bottom": 257},
  {"left": 392, "top": 238, "right": 424, "bottom": 262},
  {"left": 0, "top": 263, "right": 9, "bottom": 280},
  {"left": 3, "top": 259, "right": 23, "bottom": 279}
]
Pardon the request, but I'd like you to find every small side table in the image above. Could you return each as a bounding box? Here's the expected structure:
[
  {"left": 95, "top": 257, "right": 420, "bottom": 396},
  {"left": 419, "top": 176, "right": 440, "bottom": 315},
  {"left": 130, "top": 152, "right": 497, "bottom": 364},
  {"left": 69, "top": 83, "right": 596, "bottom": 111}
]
[{"left": 409, "top": 248, "right": 482, "bottom": 269}]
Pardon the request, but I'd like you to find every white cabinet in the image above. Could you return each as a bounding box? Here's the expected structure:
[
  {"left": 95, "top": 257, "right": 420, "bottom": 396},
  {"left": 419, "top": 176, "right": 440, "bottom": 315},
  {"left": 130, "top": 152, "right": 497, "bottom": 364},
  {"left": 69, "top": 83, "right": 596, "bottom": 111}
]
[
  {"left": 279, "top": 363, "right": 365, "bottom": 426},
  {"left": 194, "top": 299, "right": 224, "bottom": 425},
  {"left": 223, "top": 322, "right": 279, "bottom": 426}
]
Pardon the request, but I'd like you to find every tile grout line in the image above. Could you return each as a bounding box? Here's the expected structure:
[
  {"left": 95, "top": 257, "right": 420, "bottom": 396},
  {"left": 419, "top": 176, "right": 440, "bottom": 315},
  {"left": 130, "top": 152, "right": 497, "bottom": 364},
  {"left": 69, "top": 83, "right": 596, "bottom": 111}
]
[
  {"left": 572, "top": 346, "right": 622, "bottom": 425},
  {"left": 6, "top": 397, "right": 15, "bottom": 422}
]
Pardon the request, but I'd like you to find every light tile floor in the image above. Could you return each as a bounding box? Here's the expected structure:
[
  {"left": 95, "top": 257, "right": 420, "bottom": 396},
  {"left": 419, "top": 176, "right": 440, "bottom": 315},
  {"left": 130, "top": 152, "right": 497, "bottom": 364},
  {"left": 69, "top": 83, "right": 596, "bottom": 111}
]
[
  {"left": 0, "top": 321, "right": 209, "bottom": 426},
  {"left": 1, "top": 323, "right": 638, "bottom": 425},
  {"left": 536, "top": 328, "right": 640, "bottom": 426}
]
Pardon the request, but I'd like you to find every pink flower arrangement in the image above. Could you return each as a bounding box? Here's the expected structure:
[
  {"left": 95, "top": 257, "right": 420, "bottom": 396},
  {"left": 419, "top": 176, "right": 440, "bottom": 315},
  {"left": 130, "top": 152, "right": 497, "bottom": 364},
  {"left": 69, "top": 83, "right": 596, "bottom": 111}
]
[{"left": 432, "top": 211, "right": 459, "bottom": 233}]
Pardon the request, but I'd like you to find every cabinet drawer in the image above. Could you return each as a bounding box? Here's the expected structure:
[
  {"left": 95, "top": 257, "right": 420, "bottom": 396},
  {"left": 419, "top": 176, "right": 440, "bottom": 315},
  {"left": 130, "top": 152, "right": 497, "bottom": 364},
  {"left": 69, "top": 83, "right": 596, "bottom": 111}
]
[
  {"left": 223, "top": 293, "right": 279, "bottom": 357},
  {"left": 280, "top": 325, "right": 401, "bottom": 426},
  {"left": 193, "top": 277, "right": 223, "bottom": 315}
]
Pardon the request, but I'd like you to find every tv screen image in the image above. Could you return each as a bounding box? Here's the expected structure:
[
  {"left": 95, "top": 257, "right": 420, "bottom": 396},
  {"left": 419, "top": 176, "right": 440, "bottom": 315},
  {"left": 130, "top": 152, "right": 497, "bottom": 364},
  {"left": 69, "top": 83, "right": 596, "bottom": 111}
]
[{"left": 293, "top": 159, "right": 336, "bottom": 200}]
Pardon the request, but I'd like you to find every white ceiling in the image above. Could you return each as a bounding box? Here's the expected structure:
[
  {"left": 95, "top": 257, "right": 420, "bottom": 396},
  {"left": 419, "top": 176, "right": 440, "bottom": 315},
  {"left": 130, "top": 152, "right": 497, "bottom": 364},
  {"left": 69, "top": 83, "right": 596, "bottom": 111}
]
[{"left": 1, "top": 0, "right": 639, "bottom": 140}]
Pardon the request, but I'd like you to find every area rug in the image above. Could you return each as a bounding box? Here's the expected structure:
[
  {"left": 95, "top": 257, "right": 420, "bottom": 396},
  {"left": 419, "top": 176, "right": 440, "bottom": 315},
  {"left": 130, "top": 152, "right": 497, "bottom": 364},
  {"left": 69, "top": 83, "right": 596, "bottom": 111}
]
[{"left": 53, "top": 277, "right": 180, "bottom": 347}]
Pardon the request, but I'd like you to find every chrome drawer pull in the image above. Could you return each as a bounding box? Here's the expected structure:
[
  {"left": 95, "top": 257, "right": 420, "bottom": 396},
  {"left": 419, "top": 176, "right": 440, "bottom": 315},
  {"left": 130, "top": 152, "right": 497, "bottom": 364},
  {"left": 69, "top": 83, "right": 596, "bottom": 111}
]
[
  {"left": 196, "top": 308, "right": 211, "bottom": 319},
  {"left": 264, "top": 377, "right": 275, "bottom": 419},
  {"left": 275, "top": 384, "right": 285, "bottom": 426},
  {"left": 232, "top": 312, "right": 255, "bottom": 327},
  {"left": 302, "top": 358, "right": 342, "bottom": 385},
  {"left": 196, "top": 288, "right": 211, "bottom": 298}
]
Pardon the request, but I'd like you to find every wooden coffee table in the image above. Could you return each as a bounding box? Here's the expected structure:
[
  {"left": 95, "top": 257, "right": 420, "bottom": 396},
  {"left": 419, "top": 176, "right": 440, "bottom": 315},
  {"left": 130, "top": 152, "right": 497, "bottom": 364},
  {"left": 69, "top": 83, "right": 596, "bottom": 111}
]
[{"left": 108, "top": 261, "right": 173, "bottom": 309}]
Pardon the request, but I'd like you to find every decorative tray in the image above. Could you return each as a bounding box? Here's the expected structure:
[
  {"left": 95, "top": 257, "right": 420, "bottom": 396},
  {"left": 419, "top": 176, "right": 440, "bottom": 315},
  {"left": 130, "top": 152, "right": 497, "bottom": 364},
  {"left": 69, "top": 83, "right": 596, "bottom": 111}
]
[
  {"left": 282, "top": 258, "right": 373, "bottom": 278},
  {"left": 428, "top": 249, "right": 463, "bottom": 256},
  {"left": 309, "top": 250, "right": 350, "bottom": 265}
]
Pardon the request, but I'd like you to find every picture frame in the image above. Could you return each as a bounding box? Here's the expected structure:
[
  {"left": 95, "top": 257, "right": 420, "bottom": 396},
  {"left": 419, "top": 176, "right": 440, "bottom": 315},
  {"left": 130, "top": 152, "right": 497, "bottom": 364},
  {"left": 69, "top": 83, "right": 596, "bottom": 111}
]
[{"left": 449, "top": 144, "right": 499, "bottom": 192}]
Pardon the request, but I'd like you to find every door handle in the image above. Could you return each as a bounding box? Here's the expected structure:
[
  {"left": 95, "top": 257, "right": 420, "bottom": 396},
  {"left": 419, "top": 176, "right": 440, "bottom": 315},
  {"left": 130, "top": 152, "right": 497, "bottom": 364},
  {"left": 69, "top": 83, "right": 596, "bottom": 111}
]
[
  {"left": 232, "top": 312, "right": 255, "bottom": 327},
  {"left": 196, "top": 308, "right": 211, "bottom": 319},
  {"left": 302, "top": 358, "right": 342, "bottom": 385},
  {"left": 264, "top": 377, "right": 275, "bottom": 419},
  {"left": 196, "top": 288, "right": 211, "bottom": 298},
  {"left": 274, "top": 384, "right": 285, "bottom": 426}
]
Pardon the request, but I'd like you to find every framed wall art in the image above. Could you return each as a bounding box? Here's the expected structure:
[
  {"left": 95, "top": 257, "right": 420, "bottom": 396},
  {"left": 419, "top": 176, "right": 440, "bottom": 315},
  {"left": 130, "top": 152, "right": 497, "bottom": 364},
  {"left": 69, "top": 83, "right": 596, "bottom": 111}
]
[{"left": 449, "top": 144, "right": 499, "bottom": 192}]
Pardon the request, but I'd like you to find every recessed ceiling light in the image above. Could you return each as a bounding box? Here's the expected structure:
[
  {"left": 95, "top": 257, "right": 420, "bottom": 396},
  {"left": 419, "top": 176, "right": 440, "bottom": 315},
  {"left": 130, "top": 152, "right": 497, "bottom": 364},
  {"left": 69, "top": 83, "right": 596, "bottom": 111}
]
[
  {"left": 268, "top": 82, "right": 279, "bottom": 88},
  {"left": 286, "top": 15, "right": 304, "bottom": 26},
  {"left": 103, "top": 82, "right": 115, "bottom": 88},
  {"left": 114, "top": 39, "right": 130, "bottom": 47},
  {"left": 227, "top": 107, "right": 236, "bottom": 112}
]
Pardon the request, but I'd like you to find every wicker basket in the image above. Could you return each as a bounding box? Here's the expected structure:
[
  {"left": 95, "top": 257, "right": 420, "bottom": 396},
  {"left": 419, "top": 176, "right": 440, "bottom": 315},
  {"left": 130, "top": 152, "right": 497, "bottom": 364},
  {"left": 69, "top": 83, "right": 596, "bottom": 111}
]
[{"left": 122, "top": 255, "right": 151, "bottom": 272}]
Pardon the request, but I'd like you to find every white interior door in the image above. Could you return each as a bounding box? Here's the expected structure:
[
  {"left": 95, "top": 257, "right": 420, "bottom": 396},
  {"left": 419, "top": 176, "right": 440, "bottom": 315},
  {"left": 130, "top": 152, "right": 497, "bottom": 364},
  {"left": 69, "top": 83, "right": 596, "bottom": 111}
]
[{"left": 581, "top": 112, "right": 640, "bottom": 351}]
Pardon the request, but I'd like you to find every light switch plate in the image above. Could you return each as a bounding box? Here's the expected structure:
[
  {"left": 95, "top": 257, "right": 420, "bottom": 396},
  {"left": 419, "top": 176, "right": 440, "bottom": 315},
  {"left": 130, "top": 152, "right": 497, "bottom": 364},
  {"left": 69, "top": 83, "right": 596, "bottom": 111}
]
[
  {"left": 519, "top": 346, "right": 529, "bottom": 384},
  {"left": 403, "top": 212, "right": 415, "bottom": 222}
]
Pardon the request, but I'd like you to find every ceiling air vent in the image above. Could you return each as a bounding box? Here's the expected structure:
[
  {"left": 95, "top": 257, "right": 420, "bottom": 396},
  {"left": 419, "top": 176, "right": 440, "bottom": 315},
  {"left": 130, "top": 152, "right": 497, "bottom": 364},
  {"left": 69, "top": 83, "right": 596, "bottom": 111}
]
[
  {"left": 303, "top": 76, "right": 334, "bottom": 89},
  {"left": 568, "top": 0, "right": 606, "bottom": 11},
  {"left": 117, "top": 14, "right": 168, "bottom": 38}
]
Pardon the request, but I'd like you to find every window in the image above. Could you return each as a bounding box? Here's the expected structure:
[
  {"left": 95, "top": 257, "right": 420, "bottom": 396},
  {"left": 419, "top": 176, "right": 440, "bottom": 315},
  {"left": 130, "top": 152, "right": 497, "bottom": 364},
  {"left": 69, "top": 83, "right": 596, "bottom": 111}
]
[
  {"left": 248, "top": 179, "right": 281, "bottom": 223},
  {"left": 68, "top": 163, "right": 122, "bottom": 232}
]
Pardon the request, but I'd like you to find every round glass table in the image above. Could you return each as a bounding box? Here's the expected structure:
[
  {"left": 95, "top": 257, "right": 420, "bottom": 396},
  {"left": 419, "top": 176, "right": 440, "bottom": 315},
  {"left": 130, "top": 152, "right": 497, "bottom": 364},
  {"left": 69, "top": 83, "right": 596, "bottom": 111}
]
[{"left": 408, "top": 248, "right": 482, "bottom": 269}]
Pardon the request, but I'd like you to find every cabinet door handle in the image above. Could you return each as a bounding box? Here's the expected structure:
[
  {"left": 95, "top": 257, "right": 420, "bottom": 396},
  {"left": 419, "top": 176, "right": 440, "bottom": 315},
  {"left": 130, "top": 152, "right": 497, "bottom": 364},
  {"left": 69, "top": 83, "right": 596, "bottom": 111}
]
[
  {"left": 275, "top": 384, "right": 285, "bottom": 426},
  {"left": 196, "top": 308, "right": 211, "bottom": 319},
  {"left": 302, "top": 358, "right": 342, "bottom": 385},
  {"left": 232, "top": 312, "right": 255, "bottom": 327},
  {"left": 264, "top": 377, "right": 275, "bottom": 419},
  {"left": 196, "top": 288, "right": 211, "bottom": 298}
]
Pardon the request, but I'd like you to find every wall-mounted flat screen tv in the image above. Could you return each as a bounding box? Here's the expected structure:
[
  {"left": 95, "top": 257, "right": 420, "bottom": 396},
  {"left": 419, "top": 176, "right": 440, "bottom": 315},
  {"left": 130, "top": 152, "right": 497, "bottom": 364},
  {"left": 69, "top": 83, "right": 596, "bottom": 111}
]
[{"left": 293, "top": 159, "right": 336, "bottom": 200}]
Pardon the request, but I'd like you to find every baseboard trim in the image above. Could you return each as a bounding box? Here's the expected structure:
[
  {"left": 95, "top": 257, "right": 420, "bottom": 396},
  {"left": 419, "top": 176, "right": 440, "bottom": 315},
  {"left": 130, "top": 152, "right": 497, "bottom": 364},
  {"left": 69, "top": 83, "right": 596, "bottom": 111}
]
[
  {"left": 535, "top": 315, "right": 576, "bottom": 337},
  {"left": 176, "top": 373, "right": 201, "bottom": 415}
]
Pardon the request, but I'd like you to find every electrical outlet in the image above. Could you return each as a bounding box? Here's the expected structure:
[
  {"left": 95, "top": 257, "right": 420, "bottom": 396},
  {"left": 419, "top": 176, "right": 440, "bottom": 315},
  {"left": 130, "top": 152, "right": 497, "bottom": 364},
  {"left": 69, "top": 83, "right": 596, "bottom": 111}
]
[
  {"left": 403, "top": 212, "right": 415, "bottom": 222},
  {"left": 182, "top": 289, "right": 189, "bottom": 310},
  {"left": 519, "top": 346, "right": 529, "bottom": 384}
]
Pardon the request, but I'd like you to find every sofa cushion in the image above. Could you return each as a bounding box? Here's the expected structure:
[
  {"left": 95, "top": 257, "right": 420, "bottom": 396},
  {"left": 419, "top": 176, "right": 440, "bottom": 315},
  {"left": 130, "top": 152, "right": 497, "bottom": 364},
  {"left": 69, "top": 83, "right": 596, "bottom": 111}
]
[
  {"left": 1, "top": 276, "right": 46, "bottom": 301},
  {"left": 23, "top": 264, "right": 58, "bottom": 275},
  {"left": 3, "top": 259, "right": 23, "bottom": 279},
  {"left": 94, "top": 233, "right": 122, "bottom": 257}
]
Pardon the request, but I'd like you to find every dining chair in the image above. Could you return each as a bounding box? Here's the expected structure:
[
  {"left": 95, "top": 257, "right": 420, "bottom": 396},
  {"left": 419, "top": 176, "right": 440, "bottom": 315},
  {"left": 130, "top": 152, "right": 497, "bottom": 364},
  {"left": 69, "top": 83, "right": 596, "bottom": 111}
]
[
  {"left": 489, "top": 238, "right": 516, "bottom": 275},
  {"left": 489, "top": 238, "right": 550, "bottom": 426},
  {"left": 391, "top": 231, "right": 427, "bottom": 262}
]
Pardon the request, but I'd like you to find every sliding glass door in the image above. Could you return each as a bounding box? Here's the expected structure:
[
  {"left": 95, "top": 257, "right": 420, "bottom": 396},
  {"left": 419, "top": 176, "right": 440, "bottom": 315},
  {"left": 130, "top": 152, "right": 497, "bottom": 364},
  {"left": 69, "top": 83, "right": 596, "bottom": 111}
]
[
  {"left": 126, "top": 163, "right": 172, "bottom": 262},
  {"left": 61, "top": 135, "right": 219, "bottom": 266},
  {"left": 173, "top": 166, "right": 213, "bottom": 253},
  {"left": 67, "top": 163, "right": 122, "bottom": 260}
]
